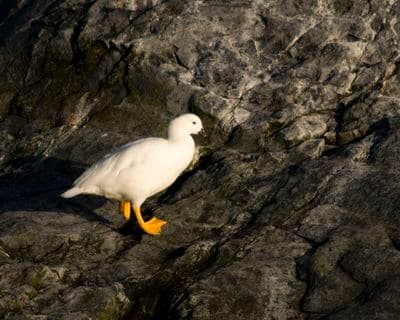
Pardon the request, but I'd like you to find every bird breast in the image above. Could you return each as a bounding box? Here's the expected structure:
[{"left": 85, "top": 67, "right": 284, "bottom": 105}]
[{"left": 113, "top": 137, "right": 196, "bottom": 200}]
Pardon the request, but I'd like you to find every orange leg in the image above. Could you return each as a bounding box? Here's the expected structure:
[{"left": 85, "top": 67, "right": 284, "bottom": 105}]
[
  {"left": 133, "top": 205, "right": 167, "bottom": 236},
  {"left": 119, "top": 201, "right": 131, "bottom": 220}
]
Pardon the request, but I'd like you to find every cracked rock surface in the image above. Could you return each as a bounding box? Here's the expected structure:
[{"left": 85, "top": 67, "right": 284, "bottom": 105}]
[{"left": 2, "top": 0, "right": 400, "bottom": 319}]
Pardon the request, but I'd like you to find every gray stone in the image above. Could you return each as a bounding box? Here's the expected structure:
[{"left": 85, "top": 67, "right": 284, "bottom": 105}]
[{"left": 2, "top": 0, "right": 400, "bottom": 319}]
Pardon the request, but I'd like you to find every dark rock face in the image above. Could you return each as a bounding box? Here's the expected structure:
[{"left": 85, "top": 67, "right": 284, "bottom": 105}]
[{"left": 1, "top": 0, "right": 400, "bottom": 319}]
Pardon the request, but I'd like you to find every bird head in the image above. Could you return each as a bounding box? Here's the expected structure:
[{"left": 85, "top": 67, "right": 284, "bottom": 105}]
[{"left": 168, "top": 113, "right": 206, "bottom": 138}]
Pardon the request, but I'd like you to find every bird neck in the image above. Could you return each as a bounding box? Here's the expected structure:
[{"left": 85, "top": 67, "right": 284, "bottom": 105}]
[
  {"left": 168, "top": 131, "right": 195, "bottom": 146},
  {"left": 168, "top": 125, "right": 189, "bottom": 140}
]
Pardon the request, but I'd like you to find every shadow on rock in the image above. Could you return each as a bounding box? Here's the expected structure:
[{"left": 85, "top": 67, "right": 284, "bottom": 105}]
[{"left": 0, "top": 156, "right": 111, "bottom": 225}]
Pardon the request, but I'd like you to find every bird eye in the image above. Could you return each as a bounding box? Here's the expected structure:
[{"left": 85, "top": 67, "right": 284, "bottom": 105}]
[{"left": 192, "top": 121, "right": 197, "bottom": 125}]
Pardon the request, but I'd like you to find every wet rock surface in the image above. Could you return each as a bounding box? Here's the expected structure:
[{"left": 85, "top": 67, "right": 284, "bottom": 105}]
[{"left": 1, "top": 0, "right": 400, "bottom": 319}]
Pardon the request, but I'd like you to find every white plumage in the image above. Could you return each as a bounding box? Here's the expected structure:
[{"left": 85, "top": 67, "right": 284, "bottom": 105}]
[{"left": 61, "top": 113, "right": 204, "bottom": 235}]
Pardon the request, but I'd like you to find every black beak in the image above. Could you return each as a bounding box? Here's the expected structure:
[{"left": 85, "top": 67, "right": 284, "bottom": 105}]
[{"left": 199, "top": 128, "right": 207, "bottom": 138}]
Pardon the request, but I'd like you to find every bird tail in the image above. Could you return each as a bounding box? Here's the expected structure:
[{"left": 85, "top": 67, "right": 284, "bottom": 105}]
[{"left": 61, "top": 187, "right": 83, "bottom": 198}]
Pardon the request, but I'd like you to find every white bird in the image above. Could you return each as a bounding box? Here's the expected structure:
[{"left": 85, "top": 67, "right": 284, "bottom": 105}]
[{"left": 61, "top": 113, "right": 205, "bottom": 235}]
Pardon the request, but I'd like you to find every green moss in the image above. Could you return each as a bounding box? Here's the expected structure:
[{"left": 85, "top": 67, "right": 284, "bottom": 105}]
[
  {"left": 77, "top": 38, "right": 108, "bottom": 72},
  {"left": 8, "top": 132, "right": 52, "bottom": 161},
  {"left": 129, "top": 73, "right": 171, "bottom": 110},
  {"left": 333, "top": 0, "right": 353, "bottom": 13},
  {"left": 25, "top": 287, "right": 39, "bottom": 300},
  {"left": 90, "top": 65, "right": 172, "bottom": 134},
  {"left": 0, "top": 90, "right": 16, "bottom": 121},
  {"left": 263, "top": 120, "right": 283, "bottom": 137},
  {"left": 97, "top": 294, "right": 130, "bottom": 320},
  {"left": 14, "top": 41, "right": 108, "bottom": 127},
  {"left": 29, "top": 270, "right": 46, "bottom": 291}
]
